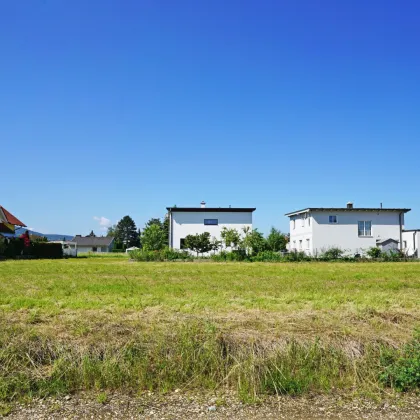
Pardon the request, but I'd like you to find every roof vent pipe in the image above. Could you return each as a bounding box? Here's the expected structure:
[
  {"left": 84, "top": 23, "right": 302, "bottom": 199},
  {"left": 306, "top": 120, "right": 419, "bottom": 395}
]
[
  {"left": 200, "top": 201, "right": 206, "bottom": 208},
  {"left": 347, "top": 202, "right": 353, "bottom": 209}
]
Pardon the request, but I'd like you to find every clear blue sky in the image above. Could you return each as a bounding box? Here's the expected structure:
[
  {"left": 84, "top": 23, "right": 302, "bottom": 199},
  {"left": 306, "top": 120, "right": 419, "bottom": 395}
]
[{"left": 1, "top": 0, "right": 420, "bottom": 235}]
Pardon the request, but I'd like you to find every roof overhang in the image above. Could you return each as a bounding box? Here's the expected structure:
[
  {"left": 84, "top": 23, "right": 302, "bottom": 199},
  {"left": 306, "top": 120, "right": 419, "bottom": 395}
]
[
  {"left": 166, "top": 207, "right": 256, "bottom": 213},
  {"left": 0, "top": 206, "right": 26, "bottom": 227},
  {"left": 285, "top": 208, "right": 411, "bottom": 217}
]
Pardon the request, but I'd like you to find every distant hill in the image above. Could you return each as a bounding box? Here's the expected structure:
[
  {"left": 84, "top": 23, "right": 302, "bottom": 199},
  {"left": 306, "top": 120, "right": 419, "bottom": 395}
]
[{"left": 15, "top": 228, "right": 73, "bottom": 241}]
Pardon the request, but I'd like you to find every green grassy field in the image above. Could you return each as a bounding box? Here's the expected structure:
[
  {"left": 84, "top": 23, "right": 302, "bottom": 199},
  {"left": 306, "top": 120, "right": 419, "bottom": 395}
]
[{"left": 0, "top": 258, "right": 419, "bottom": 401}]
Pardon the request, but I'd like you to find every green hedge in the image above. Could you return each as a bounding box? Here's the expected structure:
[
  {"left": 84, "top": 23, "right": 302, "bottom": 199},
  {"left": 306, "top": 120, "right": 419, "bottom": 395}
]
[
  {"left": 31, "top": 242, "right": 63, "bottom": 259},
  {"left": 0, "top": 238, "right": 63, "bottom": 259}
]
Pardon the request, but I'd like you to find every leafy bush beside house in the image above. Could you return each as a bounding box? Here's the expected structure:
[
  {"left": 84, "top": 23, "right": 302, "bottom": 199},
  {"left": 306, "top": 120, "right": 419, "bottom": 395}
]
[
  {"left": 367, "top": 246, "right": 383, "bottom": 259},
  {"left": 129, "top": 247, "right": 191, "bottom": 261}
]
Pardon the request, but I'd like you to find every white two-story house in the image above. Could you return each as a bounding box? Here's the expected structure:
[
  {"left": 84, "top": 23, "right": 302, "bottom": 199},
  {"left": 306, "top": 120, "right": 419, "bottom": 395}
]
[
  {"left": 167, "top": 202, "right": 255, "bottom": 252},
  {"left": 285, "top": 202, "right": 410, "bottom": 256}
]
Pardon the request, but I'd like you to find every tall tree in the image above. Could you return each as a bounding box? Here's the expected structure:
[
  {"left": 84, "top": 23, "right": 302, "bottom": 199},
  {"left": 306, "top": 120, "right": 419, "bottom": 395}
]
[
  {"left": 144, "top": 218, "right": 162, "bottom": 229},
  {"left": 107, "top": 224, "right": 117, "bottom": 237},
  {"left": 114, "top": 216, "right": 139, "bottom": 249},
  {"left": 144, "top": 216, "right": 169, "bottom": 246},
  {"left": 242, "top": 229, "right": 266, "bottom": 255},
  {"left": 163, "top": 215, "right": 170, "bottom": 246},
  {"left": 141, "top": 224, "right": 166, "bottom": 251},
  {"left": 266, "top": 227, "right": 288, "bottom": 252}
]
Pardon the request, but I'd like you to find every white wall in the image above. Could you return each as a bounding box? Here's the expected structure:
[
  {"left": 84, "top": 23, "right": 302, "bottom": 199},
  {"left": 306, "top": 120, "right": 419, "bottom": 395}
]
[
  {"left": 289, "top": 212, "right": 313, "bottom": 254},
  {"left": 402, "top": 231, "right": 419, "bottom": 257},
  {"left": 170, "top": 211, "right": 253, "bottom": 252},
  {"left": 310, "top": 210, "right": 404, "bottom": 256},
  {"left": 78, "top": 246, "right": 111, "bottom": 253}
]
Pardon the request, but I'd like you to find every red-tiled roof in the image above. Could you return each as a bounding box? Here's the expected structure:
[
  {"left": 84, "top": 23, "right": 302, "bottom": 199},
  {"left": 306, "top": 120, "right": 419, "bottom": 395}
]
[{"left": 0, "top": 206, "right": 26, "bottom": 227}]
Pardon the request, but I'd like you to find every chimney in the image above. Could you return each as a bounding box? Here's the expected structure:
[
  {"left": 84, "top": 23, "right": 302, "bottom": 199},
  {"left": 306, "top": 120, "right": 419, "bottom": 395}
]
[
  {"left": 200, "top": 201, "right": 206, "bottom": 208},
  {"left": 347, "top": 202, "right": 353, "bottom": 209}
]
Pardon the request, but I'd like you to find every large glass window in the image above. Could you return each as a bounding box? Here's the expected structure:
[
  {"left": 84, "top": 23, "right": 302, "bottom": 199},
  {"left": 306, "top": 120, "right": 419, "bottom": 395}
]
[
  {"left": 204, "top": 219, "right": 218, "bottom": 225},
  {"left": 329, "top": 215, "right": 337, "bottom": 224}
]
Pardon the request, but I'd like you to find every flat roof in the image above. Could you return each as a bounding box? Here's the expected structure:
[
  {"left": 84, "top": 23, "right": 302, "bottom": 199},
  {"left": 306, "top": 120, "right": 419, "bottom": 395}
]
[
  {"left": 166, "top": 207, "right": 256, "bottom": 213},
  {"left": 285, "top": 207, "right": 411, "bottom": 217}
]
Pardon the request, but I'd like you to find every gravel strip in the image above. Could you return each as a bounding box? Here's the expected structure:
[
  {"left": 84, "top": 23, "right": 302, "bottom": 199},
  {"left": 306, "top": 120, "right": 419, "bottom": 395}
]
[{"left": 3, "top": 392, "right": 420, "bottom": 419}]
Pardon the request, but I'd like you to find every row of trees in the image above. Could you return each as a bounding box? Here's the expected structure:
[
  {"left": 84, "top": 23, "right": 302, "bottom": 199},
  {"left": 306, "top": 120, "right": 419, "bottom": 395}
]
[
  {"left": 184, "top": 227, "right": 288, "bottom": 256},
  {"left": 106, "top": 215, "right": 169, "bottom": 251}
]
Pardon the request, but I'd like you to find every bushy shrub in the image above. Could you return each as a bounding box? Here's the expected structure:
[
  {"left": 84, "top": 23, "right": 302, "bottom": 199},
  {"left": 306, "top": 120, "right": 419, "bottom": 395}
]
[
  {"left": 161, "top": 247, "right": 191, "bottom": 261},
  {"left": 366, "top": 247, "right": 382, "bottom": 259},
  {"left": 319, "top": 247, "right": 344, "bottom": 260},
  {"left": 211, "top": 250, "right": 248, "bottom": 262},
  {"left": 129, "top": 247, "right": 192, "bottom": 262},
  {"left": 380, "top": 331, "right": 420, "bottom": 391},
  {"left": 283, "top": 251, "right": 310, "bottom": 262},
  {"left": 382, "top": 250, "right": 403, "bottom": 262},
  {"left": 251, "top": 251, "right": 283, "bottom": 262}
]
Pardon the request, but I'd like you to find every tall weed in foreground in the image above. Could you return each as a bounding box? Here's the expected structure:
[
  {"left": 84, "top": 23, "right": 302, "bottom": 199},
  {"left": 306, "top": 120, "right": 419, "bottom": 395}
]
[
  {"left": 0, "top": 321, "right": 417, "bottom": 402},
  {"left": 379, "top": 330, "right": 420, "bottom": 391}
]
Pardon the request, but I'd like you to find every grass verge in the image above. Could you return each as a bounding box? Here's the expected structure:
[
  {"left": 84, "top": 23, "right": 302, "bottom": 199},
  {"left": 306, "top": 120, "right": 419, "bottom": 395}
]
[{"left": 0, "top": 320, "right": 418, "bottom": 402}]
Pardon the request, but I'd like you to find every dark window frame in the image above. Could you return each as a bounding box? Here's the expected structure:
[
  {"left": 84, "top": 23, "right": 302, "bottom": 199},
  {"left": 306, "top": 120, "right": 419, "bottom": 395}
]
[{"left": 204, "top": 219, "right": 218, "bottom": 225}]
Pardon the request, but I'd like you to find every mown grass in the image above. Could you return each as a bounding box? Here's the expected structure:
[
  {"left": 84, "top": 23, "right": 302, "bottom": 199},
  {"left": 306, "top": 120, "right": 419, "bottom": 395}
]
[{"left": 0, "top": 259, "right": 419, "bottom": 401}]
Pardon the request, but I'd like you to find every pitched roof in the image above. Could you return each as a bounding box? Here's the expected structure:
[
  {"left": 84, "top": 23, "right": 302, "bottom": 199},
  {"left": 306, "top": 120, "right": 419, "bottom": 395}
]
[
  {"left": 166, "top": 207, "right": 256, "bottom": 213},
  {"left": 71, "top": 235, "right": 114, "bottom": 247},
  {"left": 0, "top": 206, "right": 26, "bottom": 226},
  {"left": 376, "top": 238, "right": 399, "bottom": 244},
  {"left": 285, "top": 207, "right": 411, "bottom": 217}
]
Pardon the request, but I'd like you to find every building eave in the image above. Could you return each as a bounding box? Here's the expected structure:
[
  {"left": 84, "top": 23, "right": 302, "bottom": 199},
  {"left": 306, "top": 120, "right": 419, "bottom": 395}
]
[
  {"left": 166, "top": 207, "right": 256, "bottom": 213},
  {"left": 285, "top": 208, "right": 411, "bottom": 217}
]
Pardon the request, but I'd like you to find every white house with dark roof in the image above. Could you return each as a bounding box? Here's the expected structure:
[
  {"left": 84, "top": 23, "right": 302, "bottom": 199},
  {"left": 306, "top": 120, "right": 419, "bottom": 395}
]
[
  {"left": 167, "top": 201, "right": 255, "bottom": 251},
  {"left": 285, "top": 202, "right": 410, "bottom": 256},
  {"left": 71, "top": 234, "right": 115, "bottom": 253}
]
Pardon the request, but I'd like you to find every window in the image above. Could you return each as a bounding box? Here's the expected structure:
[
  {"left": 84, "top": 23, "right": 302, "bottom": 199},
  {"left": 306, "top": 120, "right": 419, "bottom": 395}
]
[
  {"left": 180, "top": 238, "right": 186, "bottom": 249},
  {"left": 299, "top": 240, "right": 302, "bottom": 250},
  {"left": 92, "top": 247, "right": 97, "bottom": 252},
  {"left": 403, "top": 241, "right": 407, "bottom": 249},
  {"left": 329, "top": 215, "right": 337, "bottom": 224},
  {"left": 204, "top": 219, "right": 218, "bottom": 225},
  {"left": 301, "top": 216, "right": 305, "bottom": 227},
  {"left": 292, "top": 219, "right": 295, "bottom": 229},
  {"left": 358, "top": 221, "right": 372, "bottom": 237},
  {"left": 308, "top": 215, "right": 311, "bottom": 226},
  {"left": 306, "top": 239, "right": 310, "bottom": 249}
]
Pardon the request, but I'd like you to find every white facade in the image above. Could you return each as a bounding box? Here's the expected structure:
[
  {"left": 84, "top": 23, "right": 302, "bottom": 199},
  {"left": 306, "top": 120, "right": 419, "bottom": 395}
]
[
  {"left": 168, "top": 205, "right": 255, "bottom": 252},
  {"left": 402, "top": 230, "right": 420, "bottom": 257},
  {"left": 286, "top": 205, "right": 409, "bottom": 256}
]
